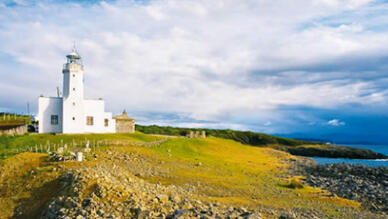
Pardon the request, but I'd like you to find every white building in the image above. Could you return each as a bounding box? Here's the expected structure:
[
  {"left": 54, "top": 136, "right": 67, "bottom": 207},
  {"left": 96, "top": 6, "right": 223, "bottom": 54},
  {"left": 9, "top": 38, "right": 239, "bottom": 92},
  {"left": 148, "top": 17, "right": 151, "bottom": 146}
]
[{"left": 38, "top": 48, "right": 116, "bottom": 134}]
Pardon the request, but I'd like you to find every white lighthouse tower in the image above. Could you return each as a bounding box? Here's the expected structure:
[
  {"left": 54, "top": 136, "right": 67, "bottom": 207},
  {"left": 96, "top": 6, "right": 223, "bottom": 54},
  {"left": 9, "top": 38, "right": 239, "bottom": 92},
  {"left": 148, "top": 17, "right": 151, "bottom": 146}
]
[
  {"left": 38, "top": 47, "right": 116, "bottom": 134},
  {"left": 62, "top": 48, "right": 85, "bottom": 133}
]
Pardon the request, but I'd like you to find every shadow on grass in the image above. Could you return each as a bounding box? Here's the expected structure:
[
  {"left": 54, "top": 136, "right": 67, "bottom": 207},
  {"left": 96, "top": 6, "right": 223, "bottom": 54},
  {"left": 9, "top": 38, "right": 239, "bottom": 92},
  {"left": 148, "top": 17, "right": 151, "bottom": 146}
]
[
  {"left": 278, "top": 178, "right": 304, "bottom": 189},
  {"left": 12, "top": 178, "right": 62, "bottom": 219}
]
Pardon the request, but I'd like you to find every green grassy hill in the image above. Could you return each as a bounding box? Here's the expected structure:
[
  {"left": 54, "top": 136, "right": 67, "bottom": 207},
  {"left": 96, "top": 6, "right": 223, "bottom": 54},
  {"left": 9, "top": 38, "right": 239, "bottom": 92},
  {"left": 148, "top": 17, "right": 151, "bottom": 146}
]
[
  {"left": 135, "top": 124, "right": 314, "bottom": 146},
  {"left": 0, "top": 132, "right": 373, "bottom": 218},
  {"left": 135, "top": 125, "right": 388, "bottom": 159}
]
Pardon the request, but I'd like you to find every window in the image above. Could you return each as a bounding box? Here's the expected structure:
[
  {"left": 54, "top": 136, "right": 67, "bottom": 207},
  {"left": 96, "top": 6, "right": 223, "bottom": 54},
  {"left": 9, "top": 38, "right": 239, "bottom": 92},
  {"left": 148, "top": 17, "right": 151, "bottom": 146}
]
[
  {"left": 73, "top": 102, "right": 75, "bottom": 106},
  {"left": 73, "top": 88, "right": 75, "bottom": 91},
  {"left": 73, "top": 74, "right": 75, "bottom": 77},
  {"left": 104, "top": 119, "right": 109, "bottom": 127},
  {"left": 51, "top": 115, "right": 58, "bottom": 125},
  {"left": 72, "top": 117, "right": 75, "bottom": 121},
  {"left": 86, "top": 116, "right": 94, "bottom": 126}
]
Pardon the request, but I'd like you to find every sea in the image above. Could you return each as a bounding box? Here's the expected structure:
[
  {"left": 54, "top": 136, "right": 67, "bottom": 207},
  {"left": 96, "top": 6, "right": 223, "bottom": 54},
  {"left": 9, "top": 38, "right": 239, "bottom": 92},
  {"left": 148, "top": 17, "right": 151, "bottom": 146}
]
[{"left": 312, "top": 144, "right": 388, "bottom": 167}]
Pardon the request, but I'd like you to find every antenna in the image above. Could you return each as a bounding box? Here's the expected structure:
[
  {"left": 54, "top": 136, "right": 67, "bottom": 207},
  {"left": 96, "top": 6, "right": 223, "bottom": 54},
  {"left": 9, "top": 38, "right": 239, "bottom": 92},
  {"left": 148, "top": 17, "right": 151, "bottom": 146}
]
[{"left": 56, "top": 86, "right": 61, "bottom": 97}]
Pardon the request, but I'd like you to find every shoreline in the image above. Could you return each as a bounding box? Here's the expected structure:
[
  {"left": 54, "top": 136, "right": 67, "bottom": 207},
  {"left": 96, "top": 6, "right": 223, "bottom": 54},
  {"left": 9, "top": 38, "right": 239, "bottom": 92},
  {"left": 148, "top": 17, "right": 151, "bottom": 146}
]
[
  {"left": 276, "top": 144, "right": 388, "bottom": 160},
  {"left": 290, "top": 158, "right": 388, "bottom": 215},
  {"left": 312, "top": 157, "right": 388, "bottom": 167}
]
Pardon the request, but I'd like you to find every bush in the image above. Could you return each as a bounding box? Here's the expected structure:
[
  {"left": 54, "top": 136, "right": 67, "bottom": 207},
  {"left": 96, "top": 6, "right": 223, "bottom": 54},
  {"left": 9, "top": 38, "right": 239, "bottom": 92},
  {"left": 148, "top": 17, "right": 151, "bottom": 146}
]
[{"left": 288, "top": 178, "right": 304, "bottom": 189}]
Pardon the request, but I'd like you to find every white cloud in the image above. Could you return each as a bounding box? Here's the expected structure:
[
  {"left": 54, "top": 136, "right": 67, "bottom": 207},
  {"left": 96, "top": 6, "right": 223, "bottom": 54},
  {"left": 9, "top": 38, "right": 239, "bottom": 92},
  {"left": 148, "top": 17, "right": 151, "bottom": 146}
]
[
  {"left": 0, "top": 0, "right": 387, "bottom": 130},
  {"left": 264, "top": 121, "right": 272, "bottom": 126},
  {"left": 327, "top": 119, "right": 346, "bottom": 126}
]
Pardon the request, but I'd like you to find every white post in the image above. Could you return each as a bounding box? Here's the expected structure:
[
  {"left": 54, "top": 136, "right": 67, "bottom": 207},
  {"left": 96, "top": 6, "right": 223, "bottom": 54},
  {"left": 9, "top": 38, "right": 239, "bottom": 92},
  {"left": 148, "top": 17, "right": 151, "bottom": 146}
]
[{"left": 76, "top": 152, "right": 83, "bottom": 162}]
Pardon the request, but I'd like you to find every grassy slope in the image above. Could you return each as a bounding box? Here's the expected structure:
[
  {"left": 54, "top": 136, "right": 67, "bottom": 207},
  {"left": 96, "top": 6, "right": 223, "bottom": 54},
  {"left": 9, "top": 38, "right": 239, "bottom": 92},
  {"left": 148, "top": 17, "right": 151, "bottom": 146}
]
[
  {"left": 145, "top": 137, "right": 359, "bottom": 213},
  {"left": 135, "top": 124, "right": 313, "bottom": 146},
  {"left": 136, "top": 125, "right": 388, "bottom": 159},
  {"left": 0, "top": 133, "right": 368, "bottom": 218},
  {"left": 0, "top": 133, "right": 161, "bottom": 159}
]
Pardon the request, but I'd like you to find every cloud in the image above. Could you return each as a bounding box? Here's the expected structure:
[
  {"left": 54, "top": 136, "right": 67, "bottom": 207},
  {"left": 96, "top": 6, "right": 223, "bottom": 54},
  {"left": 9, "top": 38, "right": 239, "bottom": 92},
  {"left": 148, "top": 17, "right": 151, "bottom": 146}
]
[
  {"left": 264, "top": 121, "right": 272, "bottom": 126},
  {"left": 0, "top": 0, "right": 387, "bottom": 137},
  {"left": 327, "top": 119, "right": 346, "bottom": 126}
]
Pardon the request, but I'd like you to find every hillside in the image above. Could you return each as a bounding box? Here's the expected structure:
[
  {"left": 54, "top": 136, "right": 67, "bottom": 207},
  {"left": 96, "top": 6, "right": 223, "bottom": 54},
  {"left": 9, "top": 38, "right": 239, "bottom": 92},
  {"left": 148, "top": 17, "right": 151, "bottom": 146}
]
[
  {"left": 136, "top": 125, "right": 388, "bottom": 159},
  {"left": 0, "top": 132, "right": 384, "bottom": 218},
  {"left": 135, "top": 125, "right": 312, "bottom": 146}
]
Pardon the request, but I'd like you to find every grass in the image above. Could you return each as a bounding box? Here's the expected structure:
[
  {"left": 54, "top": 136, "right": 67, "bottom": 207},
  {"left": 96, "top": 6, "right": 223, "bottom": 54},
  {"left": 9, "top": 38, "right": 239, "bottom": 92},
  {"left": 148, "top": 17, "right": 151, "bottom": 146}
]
[
  {"left": 140, "top": 137, "right": 360, "bottom": 213},
  {"left": 0, "top": 132, "right": 371, "bottom": 218},
  {"left": 0, "top": 153, "right": 60, "bottom": 218},
  {"left": 135, "top": 124, "right": 316, "bottom": 146},
  {"left": 0, "top": 132, "right": 162, "bottom": 160},
  {"left": 0, "top": 113, "right": 30, "bottom": 126}
]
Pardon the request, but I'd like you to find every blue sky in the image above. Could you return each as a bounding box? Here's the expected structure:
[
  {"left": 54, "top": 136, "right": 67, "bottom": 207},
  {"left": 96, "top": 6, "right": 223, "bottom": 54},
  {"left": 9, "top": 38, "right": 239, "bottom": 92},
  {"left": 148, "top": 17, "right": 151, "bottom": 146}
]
[{"left": 1, "top": 0, "right": 388, "bottom": 143}]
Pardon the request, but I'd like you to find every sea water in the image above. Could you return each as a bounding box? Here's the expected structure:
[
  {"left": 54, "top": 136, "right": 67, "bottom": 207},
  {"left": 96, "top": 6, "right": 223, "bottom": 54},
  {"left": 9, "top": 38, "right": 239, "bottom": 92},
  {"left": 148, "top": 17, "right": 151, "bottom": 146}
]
[{"left": 312, "top": 144, "right": 388, "bottom": 167}]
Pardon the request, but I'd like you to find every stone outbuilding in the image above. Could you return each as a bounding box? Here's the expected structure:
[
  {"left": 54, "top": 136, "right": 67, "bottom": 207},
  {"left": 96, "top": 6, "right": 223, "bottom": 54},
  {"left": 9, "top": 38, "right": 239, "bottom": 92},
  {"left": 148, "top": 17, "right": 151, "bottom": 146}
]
[
  {"left": 186, "top": 130, "right": 206, "bottom": 138},
  {"left": 113, "top": 111, "right": 135, "bottom": 133}
]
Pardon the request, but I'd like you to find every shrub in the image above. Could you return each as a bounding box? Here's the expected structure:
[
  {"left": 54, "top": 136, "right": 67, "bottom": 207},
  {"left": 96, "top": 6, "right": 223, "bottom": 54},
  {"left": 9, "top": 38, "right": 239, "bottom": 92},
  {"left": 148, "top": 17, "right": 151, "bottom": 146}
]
[{"left": 288, "top": 178, "right": 304, "bottom": 189}]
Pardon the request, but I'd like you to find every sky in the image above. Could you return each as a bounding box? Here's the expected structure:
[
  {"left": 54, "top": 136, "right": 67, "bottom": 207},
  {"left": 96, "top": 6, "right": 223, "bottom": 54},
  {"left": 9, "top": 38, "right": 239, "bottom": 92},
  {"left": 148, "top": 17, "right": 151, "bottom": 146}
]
[{"left": 0, "top": 0, "right": 388, "bottom": 144}]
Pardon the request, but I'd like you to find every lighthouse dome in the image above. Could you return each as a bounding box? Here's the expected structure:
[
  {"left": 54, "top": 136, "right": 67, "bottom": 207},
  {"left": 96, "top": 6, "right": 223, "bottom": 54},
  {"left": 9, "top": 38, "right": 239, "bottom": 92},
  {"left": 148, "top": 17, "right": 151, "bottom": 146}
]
[{"left": 66, "top": 50, "right": 81, "bottom": 59}]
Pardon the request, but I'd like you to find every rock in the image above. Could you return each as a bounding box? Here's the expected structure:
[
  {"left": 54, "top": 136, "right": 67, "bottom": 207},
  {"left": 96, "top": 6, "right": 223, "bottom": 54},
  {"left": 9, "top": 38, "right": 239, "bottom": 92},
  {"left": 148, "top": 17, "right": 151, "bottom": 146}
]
[
  {"left": 157, "top": 195, "right": 169, "bottom": 204},
  {"left": 169, "top": 194, "right": 181, "bottom": 203},
  {"left": 295, "top": 161, "right": 388, "bottom": 214},
  {"left": 279, "top": 211, "right": 296, "bottom": 219}
]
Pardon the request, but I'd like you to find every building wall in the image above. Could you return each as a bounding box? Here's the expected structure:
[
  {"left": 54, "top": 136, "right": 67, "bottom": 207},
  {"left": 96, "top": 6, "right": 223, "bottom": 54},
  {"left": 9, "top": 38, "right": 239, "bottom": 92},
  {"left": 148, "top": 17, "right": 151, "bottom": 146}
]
[
  {"left": 84, "top": 99, "right": 115, "bottom": 133},
  {"left": 104, "top": 112, "right": 116, "bottom": 133},
  {"left": 115, "top": 120, "right": 135, "bottom": 133},
  {"left": 62, "top": 95, "right": 85, "bottom": 133},
  {"left": 38, "top": 97, "right": 63, "bottom": 133}
]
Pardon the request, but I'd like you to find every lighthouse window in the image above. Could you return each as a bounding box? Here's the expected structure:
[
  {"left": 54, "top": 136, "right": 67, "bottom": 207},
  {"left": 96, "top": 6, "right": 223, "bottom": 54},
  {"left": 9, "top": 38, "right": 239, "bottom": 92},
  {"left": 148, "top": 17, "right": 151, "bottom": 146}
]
[
  {"left": 73, "top": 74, "right": 75, "bottom": 77},
  {"left": 73, "top": 88, "right": 75, "bottom": 91},
  {"left": 72, "top": 117, "right": 75, "bottom": 120},
  {"left": 51, "top": 115, "right": 58, "bottom": 125},
  {"left": 104, "top": 119, "right": 109, "bottom": 127},
  {"left": 86, "top": 116, "right": 94, "bottom": 126},
  {"left": 73, "top": 102, "right": 75, "bottom": 106}
]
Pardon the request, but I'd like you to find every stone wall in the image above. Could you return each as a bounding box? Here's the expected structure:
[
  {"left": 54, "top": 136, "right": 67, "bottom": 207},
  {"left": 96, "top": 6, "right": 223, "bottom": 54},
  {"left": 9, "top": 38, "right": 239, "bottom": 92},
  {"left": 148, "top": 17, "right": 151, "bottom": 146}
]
[
  {"left": 186, "top": 131, "right": 206, "bottom": 138},
  {"left": 0, "top": 124, "right": 28, "bottom": 135},
  {"left": 115, "top": 120, "right": 135, "bottom": 133},
  {"left": 113, "top": 111, "right": 135, "bottom": 134}
]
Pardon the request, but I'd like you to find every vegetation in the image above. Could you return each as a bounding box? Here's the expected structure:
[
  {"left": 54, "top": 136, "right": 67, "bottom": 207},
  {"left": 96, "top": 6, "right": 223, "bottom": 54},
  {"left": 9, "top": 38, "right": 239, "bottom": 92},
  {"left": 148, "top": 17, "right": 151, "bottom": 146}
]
[
  {"left": 135, "top": 124, "right": 314, "bottom": 146},
  {"left": 0, "top": 112, "right": 31, "bottom": 126},
  {"left": 0, "top": 132, "right": 370, "bottom": 218},
  {"left": 135, "top": 125, "right": 388, "bottom": 159},
  {"left": 0, "top": 132, "right": 162, "bottom": 160},
  {"left": 273, "top": 144, "right": 388, "bottom": 159},
  {"left": 287, "top": 177, "right": 304, "bottom": 189}
]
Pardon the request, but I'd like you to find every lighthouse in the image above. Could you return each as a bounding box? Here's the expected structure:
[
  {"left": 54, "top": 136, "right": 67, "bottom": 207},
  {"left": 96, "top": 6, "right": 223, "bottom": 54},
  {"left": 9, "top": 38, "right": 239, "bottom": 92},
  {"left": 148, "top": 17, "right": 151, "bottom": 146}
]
[{"left": 38, "top": 47, "right": 116, "bottom": 134}]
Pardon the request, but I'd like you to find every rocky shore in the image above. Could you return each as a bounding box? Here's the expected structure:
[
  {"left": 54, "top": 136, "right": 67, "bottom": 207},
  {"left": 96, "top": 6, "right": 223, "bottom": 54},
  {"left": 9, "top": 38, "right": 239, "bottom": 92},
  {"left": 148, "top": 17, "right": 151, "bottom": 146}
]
[{"left": 291, "top": 159, "right": 388, "bottom": 215}]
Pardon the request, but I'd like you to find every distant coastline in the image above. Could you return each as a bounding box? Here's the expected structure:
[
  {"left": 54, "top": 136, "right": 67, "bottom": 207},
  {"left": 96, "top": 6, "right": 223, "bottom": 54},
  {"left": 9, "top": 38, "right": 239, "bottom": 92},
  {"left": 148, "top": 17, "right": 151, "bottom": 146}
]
[
  {"left": 311, "top": 144, "right": 388, "bottom": 167},
  {"left": 135, "top": 124, "right": 388, "bottom": 160}
]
